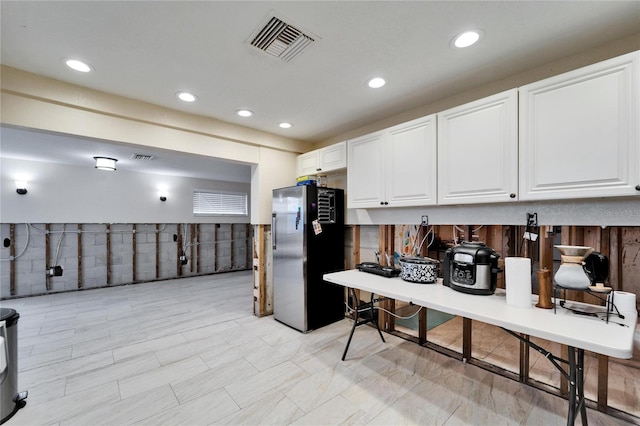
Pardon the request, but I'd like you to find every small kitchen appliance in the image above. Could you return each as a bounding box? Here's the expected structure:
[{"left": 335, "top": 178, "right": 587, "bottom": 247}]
[
  {"left": 398, "top": 256, "right": 439, "bottom": 283},
  {"left": 443, "top": 242, "right": 502, "bottom": 295},
  {"left": 553, "top": 245, "right": 594, "bottom": 290}
]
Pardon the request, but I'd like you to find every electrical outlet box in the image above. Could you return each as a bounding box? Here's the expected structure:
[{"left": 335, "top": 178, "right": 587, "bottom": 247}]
[{"left": 47, "top": 266, "right": 63, "bottom": 277}]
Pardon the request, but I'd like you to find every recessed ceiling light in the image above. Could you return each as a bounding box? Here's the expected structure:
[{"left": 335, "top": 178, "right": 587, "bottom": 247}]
[
  {"left": 236, "top": 109, "right": 253, "bottom": 117},
  {"left": 452, "top": 30, "right": 483, "bottom": 48},
  {"left": 279, "top": 122, "right": 292, "bottom": 129},
  {"left": 176, "top": 92, "right": 197, "bottom": 102},
  {"left": 367, "top": 77, "right": 386, "bottom": 89},
  {"left": 65, "top": 59, "right": 92, "bottom": 72}
]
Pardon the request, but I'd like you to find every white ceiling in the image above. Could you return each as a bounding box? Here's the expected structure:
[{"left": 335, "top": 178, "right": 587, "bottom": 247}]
[{"left": 1, "top": 1, "right": 639, "bottom": 179}]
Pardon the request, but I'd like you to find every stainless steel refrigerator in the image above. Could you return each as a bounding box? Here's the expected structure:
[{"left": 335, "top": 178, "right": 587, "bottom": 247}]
[{"left": 272, "top": 185, "right": 345, "bottom": 332}]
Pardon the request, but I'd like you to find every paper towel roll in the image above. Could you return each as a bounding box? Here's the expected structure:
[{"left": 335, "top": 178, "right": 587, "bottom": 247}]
[
  {"left": 505, "top": 257, "right": 532, "bottom": 308},
  {"left": 614, "top": 291, "right": 637, "bottom": 314}
]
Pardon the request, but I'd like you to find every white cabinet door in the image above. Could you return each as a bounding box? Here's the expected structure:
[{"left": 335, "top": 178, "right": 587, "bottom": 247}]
[
  {"left": 438, "top": 89, "right": 518, "bottom": 205},
  {"left": 297, "top": 142, "right": 347, "bottom": 176},
  {"left": 347, "top": 132, "right": 385, "bottom": 208},
  {"left": 319, "top": 141, "right": 347, "bottom": 172},
  {"left": 386, "top": 115, "right": 437, "bottom": 206},
  {"left": 297, "top": 151, "right": 319, "bottom": 177},
  {"left": 519, "top": 51, "right": 639, "bottom": 200}
]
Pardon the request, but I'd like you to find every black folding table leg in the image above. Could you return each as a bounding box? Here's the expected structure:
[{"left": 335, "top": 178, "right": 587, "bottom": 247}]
[
  {"left": 342, "top": 289, "right": 387, "bottom": 361},
  {"left": 567, "top": 346, "right": 577, "bottom": 426},
  {"left": 342, "top": 307, "right": 359, "bottom": 361},
  {"left": 566, "top": 346, "right": 588, "bottom": 426},
  {"left": 577, "top": 348, "right": 587, "bottom": 426}
]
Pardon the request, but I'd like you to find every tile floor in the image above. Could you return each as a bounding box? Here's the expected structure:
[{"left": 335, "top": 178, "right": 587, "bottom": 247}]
[{"left": 1, "top": 271, "right": 635, "bottom": 425}]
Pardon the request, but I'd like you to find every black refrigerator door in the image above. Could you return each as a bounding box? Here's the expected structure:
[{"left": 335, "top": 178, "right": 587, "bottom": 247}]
[{"left": 305, "top": 187, "right": 346, "bottom": 331}]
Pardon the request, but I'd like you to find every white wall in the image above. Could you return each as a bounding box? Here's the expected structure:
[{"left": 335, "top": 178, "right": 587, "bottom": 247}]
[
  {"left": 251, "top": 147, "right": 298, "bottom": 224},
  {"left": 1, "top": 158, "right": 250, "bottom": 224}
]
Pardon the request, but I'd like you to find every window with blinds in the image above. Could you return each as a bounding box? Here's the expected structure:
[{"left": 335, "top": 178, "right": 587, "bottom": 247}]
[{"left": 193, "top": 190, "right": 248, "bottom": 216}]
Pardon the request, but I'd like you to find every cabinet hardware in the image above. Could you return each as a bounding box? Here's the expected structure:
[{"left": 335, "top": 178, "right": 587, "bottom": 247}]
[
  {"left": 635, "top": 185, "right": 640, "bottom": 191},
  {"left": 510, "top": 193, "right": 516, "bottom": 198}
]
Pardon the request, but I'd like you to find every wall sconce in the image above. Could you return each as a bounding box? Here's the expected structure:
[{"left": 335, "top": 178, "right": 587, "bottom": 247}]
[
  {"left": 158, "top": 185, "right": 168, "bottom": 202},
  {"left": 94, "top": 156, "right": 118, "bottom": 171},
  {"left": 15, "top": 180, "right": 28, "bottom": 195}
]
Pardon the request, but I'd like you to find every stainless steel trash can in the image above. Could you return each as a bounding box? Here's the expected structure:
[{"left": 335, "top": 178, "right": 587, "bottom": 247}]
[{"left": 0, "top": 308, "right": 26, "bottom": 424}]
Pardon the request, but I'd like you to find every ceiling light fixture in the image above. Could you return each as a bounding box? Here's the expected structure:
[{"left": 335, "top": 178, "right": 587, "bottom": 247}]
[
  {"left": 452, "top": 30, "right": 483, "bottom": 48},
  {"left": 367, "top": 77, "right": 386, "bottom": 89},
  {"left": 15, "top": 180, "right": 28, "bottom": 195},
  {"left": 94, "top": 156, "right": 118, "bottom": 171},
  {"left": 176, "top": 92, "right": 197, "bottom": 102},
  {"left": 279, "top": 122, "right": 292, "bottom": 129},
  {"left": 236, "top": 109, "right": 253, "bottom": 117},
  {"left": 65, "top": 59, "right": 92, "bottom": 72},
  {"left": 158, "top": 185, "right": 168, "bottom": 202}
]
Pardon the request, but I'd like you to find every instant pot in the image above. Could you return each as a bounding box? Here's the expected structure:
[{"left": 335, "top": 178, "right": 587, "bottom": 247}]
[{"left": 443, "top": 242, "right": 502, "bottom": 295}]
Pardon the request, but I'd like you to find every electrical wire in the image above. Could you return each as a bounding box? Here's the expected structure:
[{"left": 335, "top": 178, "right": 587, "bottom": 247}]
[
  {"left": 0, "top": 223, "right": 30, "bottom": 261},
  {"left": 453, "top": 225, "right": 484, "bottom": 243},
  {"left": 52, "top": 224, "right": 66, "bottom": 266},
  {"left": 344, "top": 301, "right": 423, "bottom": 320},
  {"left": 417, "top": 226, "right": 435, "bottom": 254}
]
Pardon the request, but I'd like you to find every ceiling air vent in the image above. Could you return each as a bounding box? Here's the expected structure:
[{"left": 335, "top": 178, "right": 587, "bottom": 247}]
[
  {"left": 249, "top": 15, "right": 315, "bottom": 62},
  {"left": 131, "top": 153, "right": 154, "bottom": 161}
]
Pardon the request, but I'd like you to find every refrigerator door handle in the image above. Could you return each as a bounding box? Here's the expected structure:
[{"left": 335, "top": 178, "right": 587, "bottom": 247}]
[{"left": 272, "top": 212, "right": 277, "bottom": 250}]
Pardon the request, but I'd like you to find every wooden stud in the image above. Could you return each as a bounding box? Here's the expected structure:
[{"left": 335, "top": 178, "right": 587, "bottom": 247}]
[
  {"left": 9, "top": 224, "right": 16, "bottom": 296},
  {"left": 464, "top": 225, "right": 473, "bottom": 243},
  {"left": 45, "top": 223, "right": 51, "bottom": 291},
  {"left": 613, "top": 227, "right": 623, "bottom": 291},
  {"left": 132, "top": 224, "right": 137, "bottom": 283},
  {"left": 462, "top": 317, "right": 472, "bottom": 361},
  {"left": 539, "top": 226, "right": 555, "bottom": 272},
  {"left": 378, "top": 225, "right": 386, "bottom": 266},
  {"left": 231, "top": 224, "right": 236, "bottom": 270},
  {"left": 177, "top": 223, "right": 182, "bottom": 276},
  {"left": 195, "top": 224, "right": 201, "bottom": 274},
  {"left": 106, "top": 224, "right": 111, "bottom": 285},
  {"left": 419, "top": 307, "right": 427, "bottom": 345},
  {"left": 155, "top": 224, "right": 160, "bottom": 280},
  {"left": 214, "top": 224, "right": 219, "bottom": 272},
  {"left": 258, "top": 225, "right": 266, "bottom": 316},
  {"left": 189, "top": 223, "right": 195, "bottom": 274},
  {"left": 246, "top": 224, "right": 252, "bottom": 269},
  {"left": 519, "top": 334, "right": 530, "bottom": 383},
  {"left": 597, "top": 354, "right": 609, "bottom": 410},
  {"left": 77, "top": 224, "right": 83, "bottom": 289},
  {"left": 387, "top": 225, "right": 395, "bottom": 331},
  {"left": 353, "top": 225, "right": 360, "bottom": 266}
]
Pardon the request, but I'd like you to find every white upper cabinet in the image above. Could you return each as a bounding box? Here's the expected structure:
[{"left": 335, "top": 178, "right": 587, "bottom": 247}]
[
  {"left": 347, "top": 131, "right": 386, "bottom": 208},
  {"left": 318, "top": 141, "right": 347, "bottom": 172},
  {"left": 519, "top": 51, "right": 639, "bottom": 200},
  {"left": 347, "top": 115, "right": 437, "bottom": 208},
  {"left": 297, "top": 141, "right": 347, "bottom": 176},
  {"left": 386, "top": 115, "right": 437, "bottom": 207},
  {"left": 437, "top": 89, "right": 519, "bottom": 205}
]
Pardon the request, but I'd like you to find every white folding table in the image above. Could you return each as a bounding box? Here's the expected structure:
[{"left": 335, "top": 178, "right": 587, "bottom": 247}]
[{"left": 324, "top": 269, "right": 637, "bottom": 426}]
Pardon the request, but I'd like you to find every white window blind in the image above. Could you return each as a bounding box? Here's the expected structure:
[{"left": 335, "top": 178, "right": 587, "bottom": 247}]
[{"left": 193, "top": 190, "right": 248, "bottom": 216}]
